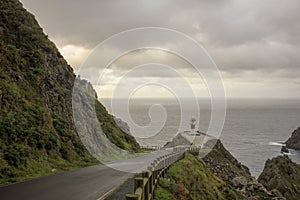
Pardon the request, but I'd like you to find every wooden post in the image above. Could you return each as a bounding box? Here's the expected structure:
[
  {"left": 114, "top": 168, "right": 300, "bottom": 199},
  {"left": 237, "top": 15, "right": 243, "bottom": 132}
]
[
  {"left": 150, "top": 172, "right": 154, "bottom": 199},
  {"left": 125, "top": 150, "right": 187, "bottom": 199},
  {"left": 135, "top": 178, "right": 144, "bottom": 200},
  {"left": 142, "top": 171, "right": 150, "bottom": 200}
]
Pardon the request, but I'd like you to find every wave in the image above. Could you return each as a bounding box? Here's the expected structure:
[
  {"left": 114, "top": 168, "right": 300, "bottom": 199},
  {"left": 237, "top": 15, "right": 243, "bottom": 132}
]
[
  {"left": 268, "top": 141, "right": 285, "bottom": 146},
  {"left": 282, "top": 152, "right": 295, "bottom": 156}
]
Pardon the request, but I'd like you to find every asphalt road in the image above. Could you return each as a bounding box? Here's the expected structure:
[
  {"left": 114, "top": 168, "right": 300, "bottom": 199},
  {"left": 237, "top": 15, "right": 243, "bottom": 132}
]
[
  {"left": 0, "top": 164, "right": 132, "bottom": 200},
  {"left": 106, "top": 149, "right": 174, "bottom": 173},
  {"left": 0, "top": 149, "right": 173, "bottom": 200}
]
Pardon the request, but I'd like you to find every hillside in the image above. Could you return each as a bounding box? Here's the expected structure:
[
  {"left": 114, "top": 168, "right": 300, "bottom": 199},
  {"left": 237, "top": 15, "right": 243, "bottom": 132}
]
[
  {"left": 155, "top": 152, "right": 242, "bottom": 200},
  {"left": 152, "top": 140, "right": 284, "bottom": 200},
  {"left": 258, "top": 156, "right": 300, "bottom": 200},
  {"left": 0, "top": 0, "right": 139, "bottom": 185}
]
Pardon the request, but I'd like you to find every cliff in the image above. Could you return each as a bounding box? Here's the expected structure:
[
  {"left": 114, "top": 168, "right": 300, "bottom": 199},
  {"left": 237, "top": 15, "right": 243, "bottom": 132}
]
[
  {"left": 203, "top": 140, "right": 284, "bottom": 199},
  {"left": 258, "top": 156, "right": 300, "bottom": 200},
  {"left": 0, "top": 0, "right": 139, "bottom": 185},
  {"left": 153, "top": 140, "right": 284, "bottom": 200},
  {"left": 72, "top": 79, "right": 140, "bottom": 162},
  {"left": 285, "top": 127, "right": 300, "bottom": 150},
  {"left": 155, "top": 152, "right": 243, "bottom": 200}
]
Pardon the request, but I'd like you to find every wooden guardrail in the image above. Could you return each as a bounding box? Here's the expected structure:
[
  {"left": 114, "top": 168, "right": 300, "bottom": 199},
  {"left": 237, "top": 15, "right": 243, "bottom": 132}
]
[{"left": 125, "top": 148, "right": 185, "bottom": 200}]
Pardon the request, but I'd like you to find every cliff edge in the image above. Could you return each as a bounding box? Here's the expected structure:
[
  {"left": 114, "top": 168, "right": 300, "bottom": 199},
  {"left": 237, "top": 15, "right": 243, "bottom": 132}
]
[{"left": 285, "top": 127, "right": 300, "bottom": 150}]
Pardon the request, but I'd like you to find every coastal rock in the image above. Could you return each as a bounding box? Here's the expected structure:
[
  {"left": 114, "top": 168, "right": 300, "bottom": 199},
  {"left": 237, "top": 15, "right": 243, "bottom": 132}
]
[
  {"left": 281, "top": 146, "right": 289, "bottom": 154},
  {"left": 203, "top": 140, "right": 285, "bottom": 199},
  {"left": 203, "top": 140, "right": 251, "bottom": 181},
  {"left": 285, "top": 127, "right": 300, "bottom": 150},
  {"left": 258, "top": 155, "right": 300, "bottom": 200}
]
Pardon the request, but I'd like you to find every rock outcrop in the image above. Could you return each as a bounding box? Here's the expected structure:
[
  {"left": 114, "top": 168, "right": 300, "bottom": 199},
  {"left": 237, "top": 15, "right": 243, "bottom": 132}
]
[
  {"left": 281, "top": 146, "right": 289, "bottom": 154},
  {"left": 114, "top": 117, "right": 131, "bottom": 135},
  {"left": 258, "top": 155, "right": 300, "bottom": 200},
  {"left": 285, "top": 127, "right": 300, "bottom": 150},
  {"left": 72, "top": 79, "right": 140, "bottom": 162},
  {"left": 203, "top": 140, "right": 285, "bottom": 199}
]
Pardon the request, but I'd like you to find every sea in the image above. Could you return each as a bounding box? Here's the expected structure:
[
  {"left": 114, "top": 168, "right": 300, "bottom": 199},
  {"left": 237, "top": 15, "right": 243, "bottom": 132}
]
[{"left": 100, "top": 98, "right": 300, "bottom": 177}]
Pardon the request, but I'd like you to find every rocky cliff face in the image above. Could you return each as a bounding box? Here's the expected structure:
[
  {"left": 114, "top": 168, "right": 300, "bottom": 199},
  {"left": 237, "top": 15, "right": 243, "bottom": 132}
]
[
  {"left": 258, "top": 156, "right": 300, "bottom": 200},
  {"left": 285, "top": 127, "right": 300, "bottom": 150},
  {"left": 0, "top": 0, "right": 139, "bottom": 184},
  {"left": 203, "top": 140, "right": 284, "bottom": 199},
  {"left": 72, "top": 79, "right": 140, "bottom": 162}
]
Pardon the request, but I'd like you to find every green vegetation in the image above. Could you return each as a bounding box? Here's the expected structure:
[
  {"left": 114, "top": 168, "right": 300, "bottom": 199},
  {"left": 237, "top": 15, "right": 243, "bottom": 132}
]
[
  {"left": 154, "top": 141, "right": 284, "bottom": 200},
  {"left": 0, "top": 0, "right": 139, "bottom": 185},
  {"left": 95, "top": 100, "right": 140, "bottom": 152},
  {"left": 155, "top": 153, "right": 241, "bottom": 200},
  {"left": 0, "top": 0, "right": 97, "bottom": 185}
]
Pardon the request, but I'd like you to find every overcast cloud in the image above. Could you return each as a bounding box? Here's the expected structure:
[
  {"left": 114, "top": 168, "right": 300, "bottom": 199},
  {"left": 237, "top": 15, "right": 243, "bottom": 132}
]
[{"left": 20, "top": 0, "right": 300, "bottom": 98}]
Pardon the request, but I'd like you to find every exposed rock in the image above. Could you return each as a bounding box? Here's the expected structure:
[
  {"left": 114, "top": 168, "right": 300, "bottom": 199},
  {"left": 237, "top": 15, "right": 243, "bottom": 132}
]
[
  {"left": 281, "top": 146, "right": 289, "bottom": 154},
  {"left": 232, "top": 176, "right": 248, "bottom": 189},
  {"left": 203, "top": 140, "right": 285, "bottom": 199},
  {"left": 114, "top": 117, "right": 131, "bottom": 135},
  {"left": 203, "top": 140, "right": 251, "bottom": 181},
  {"left": 72, "top": 79, "right": 140, "bottom": 160},
  {"left": 285, "top": 127, "right": 300, "bottom": 150},
  {"left": 0, "top": 0, "right": 139, "bottom": 185},
  {"left": 258, "top": 155, "right": 300, "bottom": 200}
]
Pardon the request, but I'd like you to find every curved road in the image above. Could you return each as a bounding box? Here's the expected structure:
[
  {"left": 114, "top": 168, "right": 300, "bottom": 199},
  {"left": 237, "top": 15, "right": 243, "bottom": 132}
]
[
  {"left": 0, "top": 149, "right": 173, "bottom": 200},
  {"left": 0, "top": 164, "right": 131, "bottom": 200}
]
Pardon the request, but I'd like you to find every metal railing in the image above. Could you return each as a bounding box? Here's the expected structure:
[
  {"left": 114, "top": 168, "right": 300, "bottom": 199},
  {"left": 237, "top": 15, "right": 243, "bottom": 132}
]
[
  {"left": 125, "top": 148, "right": 185, "bottom": 200},
  {"left": 140, "top": 146, "right": 162, "bottom": 150},
  {"left": 185, "top": 146, "right": 202, "bottom": 151}
]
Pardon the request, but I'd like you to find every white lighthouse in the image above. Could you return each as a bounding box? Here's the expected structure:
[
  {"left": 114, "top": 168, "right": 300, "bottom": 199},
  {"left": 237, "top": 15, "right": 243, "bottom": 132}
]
[{"left": 190, "top": 117, "right": 196, "bottom": 134}]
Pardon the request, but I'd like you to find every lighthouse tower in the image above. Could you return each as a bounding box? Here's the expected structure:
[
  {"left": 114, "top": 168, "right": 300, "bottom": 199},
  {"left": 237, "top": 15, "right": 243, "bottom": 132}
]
[{"left": 190, "top": 117, "right": 196, "bottom": 134}]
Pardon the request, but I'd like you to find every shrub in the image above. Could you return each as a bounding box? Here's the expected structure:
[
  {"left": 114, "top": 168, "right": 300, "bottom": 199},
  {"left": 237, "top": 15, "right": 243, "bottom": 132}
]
[{"left": 3, "top": 144, "right": 29, "bottom": 168}]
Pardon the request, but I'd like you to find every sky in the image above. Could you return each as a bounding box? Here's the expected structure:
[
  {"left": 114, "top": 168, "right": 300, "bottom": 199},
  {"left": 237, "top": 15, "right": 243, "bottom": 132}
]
[{"left": 20, "top": 0, "right": 300, "bottom": 99}]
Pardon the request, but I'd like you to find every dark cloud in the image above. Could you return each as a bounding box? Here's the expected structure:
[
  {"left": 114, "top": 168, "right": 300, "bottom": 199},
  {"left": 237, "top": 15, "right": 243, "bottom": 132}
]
[{"left": 20, "top": 0, "right": 300, "bottom": 98}]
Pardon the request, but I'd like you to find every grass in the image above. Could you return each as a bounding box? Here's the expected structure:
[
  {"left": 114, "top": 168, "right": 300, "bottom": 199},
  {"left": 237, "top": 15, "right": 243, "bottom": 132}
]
[
  {"left": 0, "top": 155, "right": 99, "bottom": 185},
  {"left": 155, "top": 152, "right": 241, "bottom": 200}
]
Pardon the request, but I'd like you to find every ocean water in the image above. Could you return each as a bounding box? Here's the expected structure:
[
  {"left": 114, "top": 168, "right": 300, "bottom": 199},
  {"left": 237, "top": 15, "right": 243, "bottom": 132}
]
[{"left": 101, "top": 98, "right": 300, "bottom": 177}]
